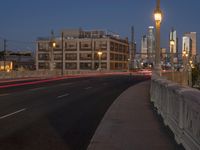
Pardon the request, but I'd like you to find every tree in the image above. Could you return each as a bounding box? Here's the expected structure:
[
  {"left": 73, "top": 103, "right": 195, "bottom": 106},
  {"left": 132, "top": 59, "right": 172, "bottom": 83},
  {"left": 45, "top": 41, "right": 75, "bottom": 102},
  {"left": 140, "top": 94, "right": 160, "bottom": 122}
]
[{"left": 192, "top": 64, "right": 200, "bottom": 87}]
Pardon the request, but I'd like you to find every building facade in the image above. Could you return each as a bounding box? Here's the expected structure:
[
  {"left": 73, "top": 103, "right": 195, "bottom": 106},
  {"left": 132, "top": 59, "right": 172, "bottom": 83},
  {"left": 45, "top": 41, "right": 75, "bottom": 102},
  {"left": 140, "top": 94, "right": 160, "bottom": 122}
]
[
  {"left": 169, "top": 28, "right": 178, "bottom": 54},
  {"left": 140, "top": 26, "right": 155, "bottom": 64},
  {"left": 36, "top": 29, "right": 129, "bottom": 71},
  {"left": 0, "top": 51, "right": 34, "bottom": 71},
  {"left": 182, "top": 36, "right": 192, "bottom": 56},
  {"left": 141, "top": 35, "right": 148, "bottom": 60},
  {"left": 147, "top": 26, "right": 155, "bottom": 61}
]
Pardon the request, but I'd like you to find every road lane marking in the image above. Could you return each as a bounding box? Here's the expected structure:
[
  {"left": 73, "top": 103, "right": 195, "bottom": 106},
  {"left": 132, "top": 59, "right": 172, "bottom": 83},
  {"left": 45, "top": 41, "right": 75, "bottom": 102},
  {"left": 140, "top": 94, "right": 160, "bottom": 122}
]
[
  {"left": 29, "top": 87, "right": 47, "bottom": 91},
  {"left": 59, "top": 83, "right": 74, "bottom": 86},
  {"left": 0, "top": 93, "right": 10, "bottom": 97},
  {"left": 85, "top": 87, "right": 92, "bottom": 90},
  {"left": 0, "top": 108, "right": 26, "bottom": 120},
  {"left": 57, "top": 93, "right": 70, "bottom": 99}
]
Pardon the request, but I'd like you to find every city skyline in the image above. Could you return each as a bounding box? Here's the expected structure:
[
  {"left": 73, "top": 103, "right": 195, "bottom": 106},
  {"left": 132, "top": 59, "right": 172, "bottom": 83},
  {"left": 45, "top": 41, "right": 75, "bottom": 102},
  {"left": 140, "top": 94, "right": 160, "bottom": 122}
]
[{"left": 0, "top": 0, "right": 200, "bottom": 53}]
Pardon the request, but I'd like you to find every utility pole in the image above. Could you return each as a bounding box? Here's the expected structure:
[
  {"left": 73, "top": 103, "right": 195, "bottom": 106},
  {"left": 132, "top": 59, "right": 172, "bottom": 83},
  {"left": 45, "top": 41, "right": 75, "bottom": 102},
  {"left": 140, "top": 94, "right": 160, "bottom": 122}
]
[
  {"left": 3, "top": 39, "right": 7, "bottom": 71},
  {"left": 130, "top": 26, "right": 135, "bottom": 70},
  {"left": 61, "top": 32, "right": 64, "bottom": 76},
  {"left": 131, "top": 26, "right": 135, "bottom": 58}
]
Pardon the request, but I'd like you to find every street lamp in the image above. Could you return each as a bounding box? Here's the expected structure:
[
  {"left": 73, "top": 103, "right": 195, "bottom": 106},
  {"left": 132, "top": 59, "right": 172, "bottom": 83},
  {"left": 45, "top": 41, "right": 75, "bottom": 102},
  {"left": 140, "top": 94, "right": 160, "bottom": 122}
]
[
  {"left": 49, "top": 40, "right": 56, "bottom": 71},
  {"left": 154, "top": 0, "right": 163, "bottom": 75},
  {"left": 182, "top": 49, "right": 192, "bottom": 86},
  {"left": 170, "top": 40, "right": 175, "bottom": 80},
  {"left": 182, "top": 49, "right": 188, "bottom": 71},
  {"left": 97, "top": 51, "right": 103, "bottom": 70},
  {"left": 128, "top": 58, "right": 131, "bottom": 72}
]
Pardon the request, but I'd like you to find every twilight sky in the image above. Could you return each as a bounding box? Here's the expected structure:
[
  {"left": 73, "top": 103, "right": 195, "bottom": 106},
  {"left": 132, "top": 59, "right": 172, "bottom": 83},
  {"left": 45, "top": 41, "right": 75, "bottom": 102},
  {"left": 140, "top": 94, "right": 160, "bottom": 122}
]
[{"left": 0, "top": 0, "right": 199, "bottom": 53}]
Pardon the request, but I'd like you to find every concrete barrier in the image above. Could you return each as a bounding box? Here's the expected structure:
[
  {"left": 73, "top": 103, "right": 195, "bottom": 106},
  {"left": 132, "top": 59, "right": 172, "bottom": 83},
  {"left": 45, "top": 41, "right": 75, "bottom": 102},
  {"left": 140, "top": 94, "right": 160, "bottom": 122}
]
[
  {"left": 151, "top": 75, "right": 200, "bottom": 150},
  {"left": 0, "top": 70, "right": 129, "bottom": 79}
]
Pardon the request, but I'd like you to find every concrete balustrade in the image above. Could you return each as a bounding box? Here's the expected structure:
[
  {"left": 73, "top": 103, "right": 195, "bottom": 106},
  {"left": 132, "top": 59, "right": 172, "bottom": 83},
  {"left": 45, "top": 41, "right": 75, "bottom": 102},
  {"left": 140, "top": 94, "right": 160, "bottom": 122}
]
[
  {"left": 151, "top": 75, "right": 200, "bottom": 150},
  {"left": 0, "top": 70, "right": 128, "bottom": 79}
]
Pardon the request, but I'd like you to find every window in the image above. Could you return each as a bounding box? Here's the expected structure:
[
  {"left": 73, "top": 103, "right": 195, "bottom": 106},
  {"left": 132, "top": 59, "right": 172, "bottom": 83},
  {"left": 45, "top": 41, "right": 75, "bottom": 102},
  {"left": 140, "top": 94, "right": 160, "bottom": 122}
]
[
  {"left": 114, "top": 54, "right": 119, "bottom": 60},
  {"left": 38, "top": 54, "right": 49, "bottom": 60},
  {"left": 65, "top": 63, "right": 77, "bottom": 69},
  {"left": 80, "top": 63, "right": 92, "bottom": 70},
  {"left": 54, "top": 54, "right": 62, "bottom": 60},
  {"left": 110, "top": 53, "right": 114, "bottom": 60},
  {"left": 80, "top": 53, "right": 92, "bottom": 60},
  {"left": 95, "top": 41, "right": 107, "bottom": 50},
  {"left": 38, "top": 43, "right": 49, "bottom": 52},
  {"left": 38, "top": 62, "right": 49, "bottom": 69},
  {"left": 94, "top": 63, "right": 107, "bottom": 69},
  {"left": 119, "top": 45, "right": 123, "bottom": 52},
  {"left": 110, "top": 42, "right": 114, "bottom": 51},
  {"left": 118, "top": 54, "right": 123, "bottom": 61},
  {"left": 65, "top": 53, "right": 77, "bottom": 60},
  {"left": 65, "top": 42, "right": 77, "bottom": 50},
  {"left": 55, "top": 62, "right": 62, "bottom": 69},
  {"left": 80, "top": 42, "right": 92, "bottom": 50},
  {"left": 115, "top": 43, "right": 119, "bottom": 51}
]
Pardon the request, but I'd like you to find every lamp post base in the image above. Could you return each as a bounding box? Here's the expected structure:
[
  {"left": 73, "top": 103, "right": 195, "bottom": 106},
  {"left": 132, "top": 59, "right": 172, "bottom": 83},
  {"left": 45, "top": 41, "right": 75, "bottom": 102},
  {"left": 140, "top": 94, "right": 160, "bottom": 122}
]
[{"left": 154, "top": 64, "right": 162, "bottom": 76}]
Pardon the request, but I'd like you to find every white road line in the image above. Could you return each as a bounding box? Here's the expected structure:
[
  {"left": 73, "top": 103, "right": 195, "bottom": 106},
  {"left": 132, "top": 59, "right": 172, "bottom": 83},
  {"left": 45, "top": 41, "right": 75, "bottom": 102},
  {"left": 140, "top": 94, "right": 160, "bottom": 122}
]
[
  {"left": 57, "top": 93, "right": 70, "bottom": 99},
  {"left": 59, "top": 83, "right": 74, "bottom": 86},
  {"left": 85, "top": 87, "right": 92, "bottom": 90},
  {"left": 29, "top": 87, "right": 46, "bottom": 91},
  {"left": 0, "top": 108, "right": 27, "bottom": 120}
]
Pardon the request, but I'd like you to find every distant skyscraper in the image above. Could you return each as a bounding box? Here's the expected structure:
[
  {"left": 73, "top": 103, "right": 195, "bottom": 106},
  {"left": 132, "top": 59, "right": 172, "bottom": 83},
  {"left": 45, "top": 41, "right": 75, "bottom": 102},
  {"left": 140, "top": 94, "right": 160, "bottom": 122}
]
[
  {"left": 183, "top": 32, "right": 197, "bottom": 56},
  {"left": 169, "top": 28, "right": 178, "bottom": 54},
  {"left": 182, "top": 36, "right": 192, "bottom": 55},
  {"left": 141, "top": 35, "right": 148, "bottom": 59},
  {"left": 147, "top": 26, "right": 155, "bottom": 63}
]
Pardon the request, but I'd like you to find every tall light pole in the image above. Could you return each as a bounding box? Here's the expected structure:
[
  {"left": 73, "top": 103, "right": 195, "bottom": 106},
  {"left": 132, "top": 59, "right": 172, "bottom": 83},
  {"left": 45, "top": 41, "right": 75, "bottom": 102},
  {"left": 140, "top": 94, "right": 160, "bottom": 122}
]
[
  {"left": 49, "top": 40, "right": 56, "bottom": 71},
  {"left": 182, "top": 49, "right": 190, "bottom": 86},
  {"left": 97, "top": 51, "right": 102, "bottom": 70},
  {"left": 170, "top": 39, "right": 175, "bottom": 80},
  {"left": 154, "top": 0, "right": 163, "bottom": 75}
]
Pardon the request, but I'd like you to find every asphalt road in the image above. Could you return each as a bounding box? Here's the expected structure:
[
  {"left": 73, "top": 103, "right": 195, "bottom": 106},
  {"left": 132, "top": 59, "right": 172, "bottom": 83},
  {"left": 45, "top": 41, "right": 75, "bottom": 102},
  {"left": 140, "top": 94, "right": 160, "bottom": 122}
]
[{"left": 0, "top": 75, "right": 149, "bottom": 150}]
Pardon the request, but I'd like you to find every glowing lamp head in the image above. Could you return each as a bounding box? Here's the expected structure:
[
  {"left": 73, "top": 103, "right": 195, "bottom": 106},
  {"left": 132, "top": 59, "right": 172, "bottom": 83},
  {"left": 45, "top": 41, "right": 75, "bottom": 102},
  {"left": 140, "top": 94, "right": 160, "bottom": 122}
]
[
  {"left": 98, "top": 51, "right": 103, "bottom": 56},
  {"left": 49, "top": 41, "right": 56, "bottom": 48},
  {"left": 52, "top": 42, "right": 56, "bottom": 48},
  {"left": 154, "top": 11, "right": 162, "bottom": 22}
]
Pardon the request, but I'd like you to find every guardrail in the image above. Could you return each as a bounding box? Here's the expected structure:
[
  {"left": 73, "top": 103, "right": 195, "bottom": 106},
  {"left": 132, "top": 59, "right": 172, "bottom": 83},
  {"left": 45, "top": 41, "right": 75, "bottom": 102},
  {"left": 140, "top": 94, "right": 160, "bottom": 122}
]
[{"left": 150, "top": 75, "right": 200, "bottom": 150}]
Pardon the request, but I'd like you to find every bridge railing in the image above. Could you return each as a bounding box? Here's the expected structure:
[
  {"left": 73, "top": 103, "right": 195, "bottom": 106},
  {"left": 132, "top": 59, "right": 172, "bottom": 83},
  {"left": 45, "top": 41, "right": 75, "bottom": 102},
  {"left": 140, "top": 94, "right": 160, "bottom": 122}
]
[
  {"left": 150, "top": 75, "right": 200, "bottom": 150},
  {"left": 0, "top": 70, "right": 129, "bottom": 79}
]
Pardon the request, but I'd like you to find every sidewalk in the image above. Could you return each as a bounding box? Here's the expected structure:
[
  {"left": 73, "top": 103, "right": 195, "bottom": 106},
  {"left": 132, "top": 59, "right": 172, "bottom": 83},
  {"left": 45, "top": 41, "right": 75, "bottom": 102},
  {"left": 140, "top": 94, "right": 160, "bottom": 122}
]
[{"left": 87, "top": 81, "right": 184, "bottom": 150}]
